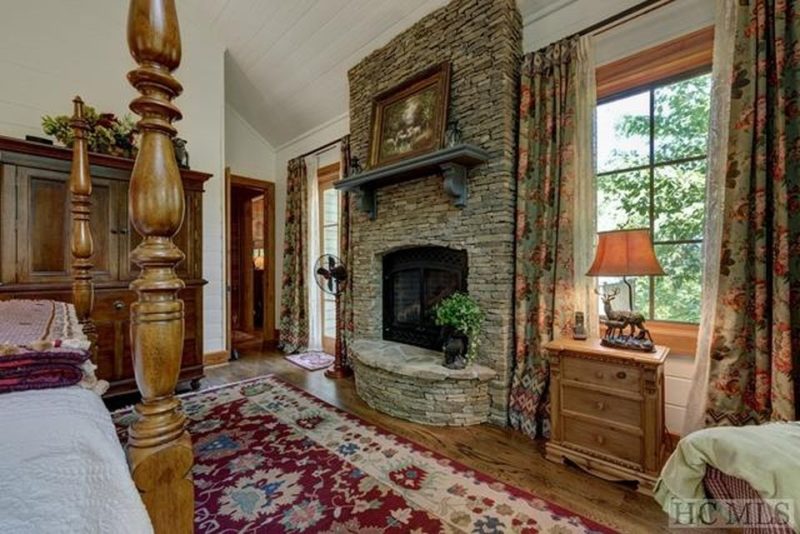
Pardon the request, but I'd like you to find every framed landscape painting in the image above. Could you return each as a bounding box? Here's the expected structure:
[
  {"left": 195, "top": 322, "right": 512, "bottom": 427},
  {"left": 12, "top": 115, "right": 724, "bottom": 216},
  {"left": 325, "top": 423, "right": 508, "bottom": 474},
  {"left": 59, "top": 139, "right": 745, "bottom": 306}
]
[{"left": 368, "top": 62, "right": 451, "bottom": 168}]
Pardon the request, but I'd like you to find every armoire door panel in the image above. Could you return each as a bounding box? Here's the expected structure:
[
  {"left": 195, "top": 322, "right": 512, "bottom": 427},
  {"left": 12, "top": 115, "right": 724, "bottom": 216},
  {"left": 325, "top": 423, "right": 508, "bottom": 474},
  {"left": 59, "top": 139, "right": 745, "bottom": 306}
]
[
  {"left": 1, "top": 164, "right": 18, "bottom": 284},
  {"left": 17, "top": 168, "right": 72, "bottom": 283}
]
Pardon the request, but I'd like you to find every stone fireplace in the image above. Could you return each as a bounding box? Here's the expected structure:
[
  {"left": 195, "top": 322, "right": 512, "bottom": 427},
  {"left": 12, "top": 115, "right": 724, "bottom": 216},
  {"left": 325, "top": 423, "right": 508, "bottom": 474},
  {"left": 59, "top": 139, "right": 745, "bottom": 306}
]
[{"left": 346, "top": 0, "right": 521, "bottom": 426}]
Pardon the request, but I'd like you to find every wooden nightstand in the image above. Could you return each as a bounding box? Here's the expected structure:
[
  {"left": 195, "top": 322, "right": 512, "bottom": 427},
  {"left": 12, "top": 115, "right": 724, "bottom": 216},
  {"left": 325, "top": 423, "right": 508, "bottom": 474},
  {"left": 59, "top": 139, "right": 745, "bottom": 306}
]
[{"left": 544, "top": 338, "right": 669, "bottom": 495}]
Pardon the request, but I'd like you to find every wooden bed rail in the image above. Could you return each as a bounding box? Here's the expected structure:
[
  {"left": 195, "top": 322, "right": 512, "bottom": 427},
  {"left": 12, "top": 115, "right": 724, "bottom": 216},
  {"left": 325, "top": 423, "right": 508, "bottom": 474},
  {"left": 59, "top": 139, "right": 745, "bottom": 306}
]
[
  {"left": 125, "top": 0, "right": 194, "bottom": 532},
  {"left": 69, "top": 97, "right": 95, "bottom": 342}
]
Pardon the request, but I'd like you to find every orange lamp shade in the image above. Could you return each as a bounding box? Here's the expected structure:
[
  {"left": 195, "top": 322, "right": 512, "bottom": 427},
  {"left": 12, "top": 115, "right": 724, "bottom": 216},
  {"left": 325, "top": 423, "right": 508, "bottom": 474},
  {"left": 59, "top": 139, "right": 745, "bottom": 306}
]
[{"left": 586, "top": 229, "right": 665, "bottom": 277}]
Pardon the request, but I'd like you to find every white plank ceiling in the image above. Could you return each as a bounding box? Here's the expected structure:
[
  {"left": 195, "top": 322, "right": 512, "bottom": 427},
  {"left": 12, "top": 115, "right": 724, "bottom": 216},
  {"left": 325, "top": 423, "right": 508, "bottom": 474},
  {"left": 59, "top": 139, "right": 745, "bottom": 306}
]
[{"left": 188, "top": 0, "right": 566, "bottom": 147}]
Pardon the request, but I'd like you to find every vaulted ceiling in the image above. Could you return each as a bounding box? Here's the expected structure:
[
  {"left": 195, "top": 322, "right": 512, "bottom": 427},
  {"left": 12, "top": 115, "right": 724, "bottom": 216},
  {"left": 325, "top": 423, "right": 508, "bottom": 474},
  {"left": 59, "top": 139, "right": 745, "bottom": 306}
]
[{"left": 188, "top": 0, "right": 570, "bottom": 148}]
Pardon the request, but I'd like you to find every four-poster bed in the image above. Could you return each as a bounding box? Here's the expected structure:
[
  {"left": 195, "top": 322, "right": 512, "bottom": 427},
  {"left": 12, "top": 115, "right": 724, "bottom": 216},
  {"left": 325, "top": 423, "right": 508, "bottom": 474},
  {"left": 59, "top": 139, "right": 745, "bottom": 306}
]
[
  {"left": 0, "top": 1, "right": 195, "bottom": 532},
  {"left": 124, "top": 0, "right": 194, "bottom": 530}
]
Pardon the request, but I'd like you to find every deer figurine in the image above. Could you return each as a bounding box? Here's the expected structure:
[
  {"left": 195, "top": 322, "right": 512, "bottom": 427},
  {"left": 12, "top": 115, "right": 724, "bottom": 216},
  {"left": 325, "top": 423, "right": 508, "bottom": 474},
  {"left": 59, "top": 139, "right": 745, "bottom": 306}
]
[{"left": 595, "top": 287, "right": 654, "bottom": 348}]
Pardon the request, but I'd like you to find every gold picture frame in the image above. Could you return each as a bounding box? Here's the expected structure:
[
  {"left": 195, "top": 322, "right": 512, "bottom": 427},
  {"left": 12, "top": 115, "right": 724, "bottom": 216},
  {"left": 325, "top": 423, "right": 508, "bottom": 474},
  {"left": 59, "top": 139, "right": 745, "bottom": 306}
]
[{"left": 368, "top": 62, "right": 451, "bottom": 168}]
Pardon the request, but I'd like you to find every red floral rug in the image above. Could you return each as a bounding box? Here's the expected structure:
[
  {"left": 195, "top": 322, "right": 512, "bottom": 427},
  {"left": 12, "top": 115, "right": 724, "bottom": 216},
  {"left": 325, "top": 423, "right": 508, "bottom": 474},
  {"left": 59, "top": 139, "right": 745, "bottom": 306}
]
[{"left": 114, "top": 376, "right": 615, "bottom": 533}]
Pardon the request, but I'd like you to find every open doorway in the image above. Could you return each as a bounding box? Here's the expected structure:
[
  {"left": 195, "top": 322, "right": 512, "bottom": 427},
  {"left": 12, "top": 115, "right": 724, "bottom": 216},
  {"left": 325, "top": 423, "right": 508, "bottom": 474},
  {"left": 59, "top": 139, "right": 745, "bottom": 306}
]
[{"left": 226, "top": 171, "right": 276, "bottom": 357}]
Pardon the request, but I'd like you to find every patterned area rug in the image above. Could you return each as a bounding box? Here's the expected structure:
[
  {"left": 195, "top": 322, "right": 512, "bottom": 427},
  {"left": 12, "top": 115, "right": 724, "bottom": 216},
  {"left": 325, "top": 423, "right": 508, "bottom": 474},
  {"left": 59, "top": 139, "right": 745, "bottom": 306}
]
[
  {"left": 284, "top": 351, "right": 334, "bottom": 371},
  {"left": 114, "top": 376, "right": 614, "bottom": 533}
]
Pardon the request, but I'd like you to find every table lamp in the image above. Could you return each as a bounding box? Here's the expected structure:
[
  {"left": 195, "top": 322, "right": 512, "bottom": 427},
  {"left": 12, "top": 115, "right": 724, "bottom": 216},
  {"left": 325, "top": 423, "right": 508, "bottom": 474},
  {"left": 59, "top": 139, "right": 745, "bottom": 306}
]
[{"left": 586, "top": 228, "right": 664, "bottom": 351}]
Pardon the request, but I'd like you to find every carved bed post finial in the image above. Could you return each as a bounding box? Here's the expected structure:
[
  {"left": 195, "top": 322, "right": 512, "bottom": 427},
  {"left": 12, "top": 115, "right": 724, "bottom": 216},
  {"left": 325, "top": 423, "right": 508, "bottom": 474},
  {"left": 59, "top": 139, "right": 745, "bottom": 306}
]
[
  {"left": 125, "top": 0, "right": 194, "bottom": 532},
  {"left": 69, "top": 97, "right": 95, "bottom": 339}
]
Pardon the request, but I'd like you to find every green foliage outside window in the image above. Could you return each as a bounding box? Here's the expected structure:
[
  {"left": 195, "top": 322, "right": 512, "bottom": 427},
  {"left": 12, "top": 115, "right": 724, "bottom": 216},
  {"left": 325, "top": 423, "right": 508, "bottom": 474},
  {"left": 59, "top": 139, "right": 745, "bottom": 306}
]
[{"left": 596, "top": 73, "right": 711, "bottom": 323}]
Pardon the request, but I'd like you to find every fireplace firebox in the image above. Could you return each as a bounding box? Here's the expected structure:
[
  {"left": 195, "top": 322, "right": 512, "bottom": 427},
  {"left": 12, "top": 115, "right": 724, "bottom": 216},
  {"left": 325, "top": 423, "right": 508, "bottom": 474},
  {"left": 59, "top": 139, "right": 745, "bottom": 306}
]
[{"left": 382, "top": 246, "right": 468, "bottom": 350}]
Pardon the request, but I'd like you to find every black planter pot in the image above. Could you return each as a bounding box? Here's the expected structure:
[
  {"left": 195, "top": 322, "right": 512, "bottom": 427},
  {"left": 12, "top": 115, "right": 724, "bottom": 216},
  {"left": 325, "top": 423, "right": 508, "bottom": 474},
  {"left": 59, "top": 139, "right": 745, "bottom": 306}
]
[{"left": 440, "top": 326, "right": 469, "bottom": 370}]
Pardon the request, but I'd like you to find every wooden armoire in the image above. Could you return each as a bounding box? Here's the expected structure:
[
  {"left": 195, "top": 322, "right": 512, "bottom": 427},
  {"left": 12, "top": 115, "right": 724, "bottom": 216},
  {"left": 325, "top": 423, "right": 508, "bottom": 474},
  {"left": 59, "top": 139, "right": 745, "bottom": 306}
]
[{"left": 0, "top": 136, "right": 210, "bottom": 397}]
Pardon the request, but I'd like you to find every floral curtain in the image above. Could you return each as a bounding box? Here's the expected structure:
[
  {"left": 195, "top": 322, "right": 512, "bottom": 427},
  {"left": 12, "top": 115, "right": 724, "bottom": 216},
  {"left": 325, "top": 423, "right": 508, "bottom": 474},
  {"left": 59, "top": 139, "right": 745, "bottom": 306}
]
[
  {"left": 279, "top": 157, "right": 309, "bottom": 353},
  {"left": 509, "top": 36, "right": 596, "bottom": 439},
  {"left": 702, "top": 0, "right": 800, "bottom": 426},
  {"left": 337, "top": 135, "right": 355, "bottom": 366}
]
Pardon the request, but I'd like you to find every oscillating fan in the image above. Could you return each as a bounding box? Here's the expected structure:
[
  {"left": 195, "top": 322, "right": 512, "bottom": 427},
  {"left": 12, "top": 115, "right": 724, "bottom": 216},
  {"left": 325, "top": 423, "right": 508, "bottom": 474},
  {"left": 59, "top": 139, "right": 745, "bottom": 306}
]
[
  {"left": 313, "top": 254, "right": 351, "bottom": 378},
  {"left": 314, "top": 254, "right": 347, "bottom": 296}
]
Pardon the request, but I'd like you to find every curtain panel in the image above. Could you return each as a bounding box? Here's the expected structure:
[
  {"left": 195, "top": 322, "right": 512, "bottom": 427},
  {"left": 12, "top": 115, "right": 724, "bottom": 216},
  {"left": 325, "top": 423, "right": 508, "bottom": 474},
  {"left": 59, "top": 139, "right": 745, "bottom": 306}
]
[
  {"left": 279, "top": 157, "right": 309, "bottom": 353},
  {"left": 509, "top": 36, "right": 596, "bottom": 439},
  {"left": 702, "top": 0, "right": 800, "bottom": 426},
  {"left": 337, "top": 136, "right": 355, "bottom": 367},
  {"left": 685, "top": 0, "right": 738, "bottom": 434},
  {"left": 306, "top": 154, "right": 322, "bottom": 351}
]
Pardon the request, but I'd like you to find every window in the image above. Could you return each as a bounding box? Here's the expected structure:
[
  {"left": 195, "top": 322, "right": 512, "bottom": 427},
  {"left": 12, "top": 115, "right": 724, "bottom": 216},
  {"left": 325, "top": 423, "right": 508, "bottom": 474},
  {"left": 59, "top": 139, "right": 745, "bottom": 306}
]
[
  {"left": 595, "top": 29, "right": 713, "bottom": 327},
  {"left": 318, "top": 162, "right": 340, "bottom": 352},
  {"left": 596, "top": 73, "right": 710, "bottom": 323}
]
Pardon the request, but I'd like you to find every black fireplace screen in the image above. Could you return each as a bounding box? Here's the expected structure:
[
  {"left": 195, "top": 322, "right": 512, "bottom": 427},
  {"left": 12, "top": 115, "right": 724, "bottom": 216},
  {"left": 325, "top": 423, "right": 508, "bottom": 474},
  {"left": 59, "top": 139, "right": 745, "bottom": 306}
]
[{"left": 383, "top": 246, "right": 468, "bottom": 350}]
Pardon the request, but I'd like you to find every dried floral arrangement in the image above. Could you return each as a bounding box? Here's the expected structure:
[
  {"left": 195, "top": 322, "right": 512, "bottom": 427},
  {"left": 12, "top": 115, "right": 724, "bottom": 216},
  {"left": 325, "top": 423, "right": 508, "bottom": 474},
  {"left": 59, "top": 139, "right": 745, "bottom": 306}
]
[{"left": 42, "top": 103, "right": 137, "bottom": 158}]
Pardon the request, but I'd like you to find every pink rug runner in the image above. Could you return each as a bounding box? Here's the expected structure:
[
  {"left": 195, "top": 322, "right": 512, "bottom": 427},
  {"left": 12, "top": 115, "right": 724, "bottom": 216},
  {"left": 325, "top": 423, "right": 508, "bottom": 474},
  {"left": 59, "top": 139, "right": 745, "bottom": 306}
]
[
  {"left": 284, "top": 351, "right": 334, "bottom": 371},
  {"left": 114, "top": 375, "right": 616, "bottom": 533}
]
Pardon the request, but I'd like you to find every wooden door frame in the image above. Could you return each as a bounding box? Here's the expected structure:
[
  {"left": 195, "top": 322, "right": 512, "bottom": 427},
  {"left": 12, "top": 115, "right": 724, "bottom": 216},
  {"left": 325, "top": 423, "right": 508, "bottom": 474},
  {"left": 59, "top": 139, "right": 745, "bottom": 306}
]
[{"left": 225, "top": 170, "right": 276, "bottom": 356}]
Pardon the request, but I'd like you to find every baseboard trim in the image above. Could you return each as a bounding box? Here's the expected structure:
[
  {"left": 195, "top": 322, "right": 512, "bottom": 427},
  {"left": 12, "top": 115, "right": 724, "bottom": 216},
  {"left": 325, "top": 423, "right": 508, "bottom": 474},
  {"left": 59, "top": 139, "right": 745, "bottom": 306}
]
[{"left": 203, "top": 350, "right": 229, "bottom": 367}]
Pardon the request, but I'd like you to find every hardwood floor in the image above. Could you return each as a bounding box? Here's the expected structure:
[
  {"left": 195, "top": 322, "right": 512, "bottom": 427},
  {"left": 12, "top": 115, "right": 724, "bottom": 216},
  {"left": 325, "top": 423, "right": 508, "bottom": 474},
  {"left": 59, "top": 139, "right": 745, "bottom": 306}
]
[{"left": 202, "top": 348, "right": 674, "bottom": 533}]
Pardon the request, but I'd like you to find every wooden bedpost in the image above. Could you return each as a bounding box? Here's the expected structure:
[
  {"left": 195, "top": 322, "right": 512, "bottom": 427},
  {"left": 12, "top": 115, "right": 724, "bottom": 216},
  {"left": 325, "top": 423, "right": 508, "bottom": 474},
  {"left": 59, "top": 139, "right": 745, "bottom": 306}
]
[
  {"left": 125, "top": 1, "right": 194, "bottom": 532},
  {"left": 69, "top": 97, "right": 95, "bottom": 341}
]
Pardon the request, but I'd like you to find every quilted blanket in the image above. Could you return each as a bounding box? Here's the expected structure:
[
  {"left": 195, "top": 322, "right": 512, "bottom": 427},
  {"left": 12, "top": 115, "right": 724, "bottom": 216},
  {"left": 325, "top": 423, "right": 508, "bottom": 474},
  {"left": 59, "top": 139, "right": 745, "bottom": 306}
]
[
  {"left": 0, "top": 300, "right": 91, "bottom": 393},
  {"left": 0, "top": 387, "right": 152, "bottom": 533},
  {"left": 655, "top": 423, "right": 800, "bottom": 531}
]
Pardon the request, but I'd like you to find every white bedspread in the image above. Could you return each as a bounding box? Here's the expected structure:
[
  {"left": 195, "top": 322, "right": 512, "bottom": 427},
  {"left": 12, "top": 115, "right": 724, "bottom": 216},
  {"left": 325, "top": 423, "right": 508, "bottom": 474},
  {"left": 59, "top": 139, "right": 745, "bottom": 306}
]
[{"left": 0, "top": 387, "right": 152, "bottom": 534}]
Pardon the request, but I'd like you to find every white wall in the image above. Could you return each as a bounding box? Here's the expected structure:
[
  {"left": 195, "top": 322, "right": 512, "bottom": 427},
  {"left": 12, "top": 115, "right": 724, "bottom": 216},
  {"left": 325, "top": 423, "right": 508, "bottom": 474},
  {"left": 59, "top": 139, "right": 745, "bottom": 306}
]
[
  {"left": 225, "top": 104, "right": 276, "bottom": 181},
  {"left": 272, "top": 113, "right": 350, "bottom": 321},
  {"left": 0, "top": 0, "right": 227, "bottom": 354}
]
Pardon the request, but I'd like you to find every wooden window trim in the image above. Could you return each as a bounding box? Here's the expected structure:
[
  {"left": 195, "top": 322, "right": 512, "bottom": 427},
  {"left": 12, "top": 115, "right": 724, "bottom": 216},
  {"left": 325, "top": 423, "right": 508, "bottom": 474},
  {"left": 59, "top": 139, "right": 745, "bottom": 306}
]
[
  {"left": 597, "top": 26, "right": 714, "bottom": 101},
  {"left": 595, "top": 27, "right": 713, "bottom": 357},
  {"left": 318, "top": 162, "right": 340, "bottom": 186}
]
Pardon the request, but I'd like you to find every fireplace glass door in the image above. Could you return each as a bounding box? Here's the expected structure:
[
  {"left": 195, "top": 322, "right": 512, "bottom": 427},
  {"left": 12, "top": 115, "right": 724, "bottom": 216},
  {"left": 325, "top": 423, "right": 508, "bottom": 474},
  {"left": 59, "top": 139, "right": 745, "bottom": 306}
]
[{"left": 383, "top": 246, "right": 467, "bottom": 349}]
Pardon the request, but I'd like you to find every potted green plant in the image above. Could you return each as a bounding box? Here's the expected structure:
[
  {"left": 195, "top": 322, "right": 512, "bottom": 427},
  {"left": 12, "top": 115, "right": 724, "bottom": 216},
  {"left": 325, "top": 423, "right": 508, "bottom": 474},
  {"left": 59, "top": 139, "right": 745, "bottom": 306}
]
[{"left": 433, "top": 292, "right": 484, "bottom": 369}]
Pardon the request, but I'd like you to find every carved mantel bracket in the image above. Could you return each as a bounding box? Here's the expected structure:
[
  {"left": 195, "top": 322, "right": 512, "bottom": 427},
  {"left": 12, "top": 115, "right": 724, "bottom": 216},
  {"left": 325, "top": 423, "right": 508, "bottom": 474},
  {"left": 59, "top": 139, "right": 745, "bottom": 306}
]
[{"left": 335, "top": 144, "right": 489, "bottom": 220}]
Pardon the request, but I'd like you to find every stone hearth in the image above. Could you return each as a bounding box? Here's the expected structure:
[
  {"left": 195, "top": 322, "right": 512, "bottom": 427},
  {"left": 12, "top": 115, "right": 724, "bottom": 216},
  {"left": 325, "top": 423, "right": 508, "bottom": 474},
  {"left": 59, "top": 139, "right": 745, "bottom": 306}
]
[{"left": 350, "top": 339, "right": 496, "bottom": 426}]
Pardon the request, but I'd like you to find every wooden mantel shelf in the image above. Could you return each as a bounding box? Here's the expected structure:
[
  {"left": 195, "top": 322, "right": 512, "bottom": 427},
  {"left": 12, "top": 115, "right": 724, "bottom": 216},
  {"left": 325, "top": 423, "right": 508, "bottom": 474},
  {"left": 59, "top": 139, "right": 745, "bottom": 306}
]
[{"left": 334, "top": 144, "right": 489, "bottom": 219}]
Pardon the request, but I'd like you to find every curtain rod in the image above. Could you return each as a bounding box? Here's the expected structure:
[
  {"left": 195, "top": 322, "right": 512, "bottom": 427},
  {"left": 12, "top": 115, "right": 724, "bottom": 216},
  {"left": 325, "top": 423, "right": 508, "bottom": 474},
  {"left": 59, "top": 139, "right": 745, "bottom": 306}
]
[
  {"left": 574, "top": 0, "right": 673, "bottom": 39},
  {"left": 295, "top": 137, "right": 343, "bottom": 161}
]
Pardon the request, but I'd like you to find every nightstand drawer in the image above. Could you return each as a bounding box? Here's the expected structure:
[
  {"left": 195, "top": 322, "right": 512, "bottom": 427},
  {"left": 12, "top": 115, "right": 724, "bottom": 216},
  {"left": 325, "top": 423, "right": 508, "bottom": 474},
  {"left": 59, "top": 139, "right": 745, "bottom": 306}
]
[
  {"left": 563, "top": 385, "right": 642, "bottom": 427},
  {"left": 563, "top": 416, "right": 642, "bottom": 465},
  {"left": 562, "top": 356, "right": 641, "bottom": 393}
]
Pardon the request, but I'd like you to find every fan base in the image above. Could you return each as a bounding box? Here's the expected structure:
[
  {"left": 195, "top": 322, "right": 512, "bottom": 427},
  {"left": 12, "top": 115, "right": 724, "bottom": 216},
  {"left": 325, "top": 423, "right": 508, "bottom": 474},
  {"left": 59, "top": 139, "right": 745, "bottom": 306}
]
[{"left": 325, "top": 366, "right": 353, "bottom": 379}]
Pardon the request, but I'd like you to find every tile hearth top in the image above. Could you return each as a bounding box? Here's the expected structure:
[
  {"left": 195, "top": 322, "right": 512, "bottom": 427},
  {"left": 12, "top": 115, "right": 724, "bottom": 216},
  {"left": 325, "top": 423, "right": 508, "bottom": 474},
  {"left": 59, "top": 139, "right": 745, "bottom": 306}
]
[{"left": 350, "top": 339, "right": 496, "bottom": 382}]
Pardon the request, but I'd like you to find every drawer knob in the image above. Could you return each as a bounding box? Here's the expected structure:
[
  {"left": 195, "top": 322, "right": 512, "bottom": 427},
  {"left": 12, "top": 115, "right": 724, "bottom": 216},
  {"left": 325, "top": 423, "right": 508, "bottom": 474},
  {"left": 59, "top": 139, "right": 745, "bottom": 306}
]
[
  {"left": 616, "top": 371, "right": 627, "bottom": 380},
  {"left": 114, "top": 300, "right": 125, "bottom": 310},
  {"left": 594, "top": 371, "right": 604, "bottom": 379},
  {"left": 595, "top": 401, "right": 606, "bottom": 411},
  {"left": 595, "top": 434, "right": 606, "bottom": 445}
]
